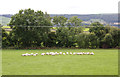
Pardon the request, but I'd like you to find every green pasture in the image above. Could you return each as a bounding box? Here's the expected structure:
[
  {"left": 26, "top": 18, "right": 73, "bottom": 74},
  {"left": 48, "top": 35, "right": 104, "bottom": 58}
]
[
  {"left": 2, "top": 49, "right": 118, "bottom": 75},
  {"left": 84, "top": 28, "right": 89, "bottom": 31},
  {"left": 2, "top": 26, "right": 11, "bottom": 29}
]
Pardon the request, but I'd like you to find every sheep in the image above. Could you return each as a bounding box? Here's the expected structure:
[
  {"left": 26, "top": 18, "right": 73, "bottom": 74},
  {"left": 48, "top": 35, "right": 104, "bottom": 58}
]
[
  {"left": 49, "top": 52, "right": 54, "bottom": 55},
  {"left": 82, "top": 52, "right": 85, "bottom": 55},
  {"left": 49, "top": 52, "right": 52, "bottom": 55},
  {"left": 21, "top": 54, "right": 26, "bottom": 56},
  {"left": 90, "top": 52, "right": 94, "bottom": 55},
  {"left": 56, "top": 53, "right": 59, "bottom": 55},
  {"left": 86, "top": 52, "right": 90, "bottom": 55},
  {"left": 59, "top": 52, "right": 62, "bottom": 55},
  {"left": 35, "top": 53, "right": 38, "bottom": 55},
  {"left": 66, "top": 52, "right": 69, "bottom": 55},
  {"left": 55, "top": 52, "right": 58, "bottom": 55},
  {"left": 79, "top": 52, "right": 83, "bottom": 55},
  {"left": 63, "top": 53, "right": 66, "bottom": 55},
  {"left": 77, "top": 53, "right": 80, "bottom": 55},
  {"left": 25, "top": 53, "right": 29, "bottom": 56},
  {"left": 84, "top": 52, "right": 87, "bottom": 55},
  {"left": 33, "top": 54, "right": 37, "bottom": 56},
  {"left": 70, "top": 52, "right": 72, "bottom": 55},
  {"left": 31, "top": 53, "right": 34, "bottom": 55},
  {"left": 41, "top": 53, "right": 45, "bottom": 56},
  {"left": 27, "top": 54, "right": 31, "bottom": 56},
  {"left": 51, "top": 53, "right": 55, "bottom": 56},
  {"left": 46, "top": 52, "right": 49, "bottom": 55},
  {"left": 73, "top": 52, "right": 76, "bottom": 55}
]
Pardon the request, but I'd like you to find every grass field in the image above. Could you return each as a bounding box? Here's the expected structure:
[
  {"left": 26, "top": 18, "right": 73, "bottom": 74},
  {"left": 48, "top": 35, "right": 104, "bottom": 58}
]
[{"left": 2, "top": 49, "right": 118, "bottom": 75}]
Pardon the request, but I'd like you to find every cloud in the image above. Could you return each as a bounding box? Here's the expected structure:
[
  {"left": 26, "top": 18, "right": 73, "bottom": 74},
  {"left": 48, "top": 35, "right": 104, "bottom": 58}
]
[{"left": 0, "top": 0, "right": 119, "bottom": 14}]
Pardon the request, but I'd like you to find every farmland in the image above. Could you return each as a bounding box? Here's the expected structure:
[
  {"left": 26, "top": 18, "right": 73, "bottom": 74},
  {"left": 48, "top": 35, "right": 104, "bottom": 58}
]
[{"left": 2, "top": 49, "right": 118, "bottom": 75}]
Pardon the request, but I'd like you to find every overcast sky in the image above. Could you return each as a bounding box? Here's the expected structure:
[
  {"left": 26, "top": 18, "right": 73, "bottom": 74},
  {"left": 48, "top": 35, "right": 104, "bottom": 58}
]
[{"left": 0, "top": 0, "right": 119, "bottom": 14}]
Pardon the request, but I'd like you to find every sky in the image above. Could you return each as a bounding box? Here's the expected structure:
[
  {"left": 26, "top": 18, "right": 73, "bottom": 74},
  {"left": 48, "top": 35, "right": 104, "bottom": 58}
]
[{"left": 0, "top": 0, "right": 119, "bottom": 14}]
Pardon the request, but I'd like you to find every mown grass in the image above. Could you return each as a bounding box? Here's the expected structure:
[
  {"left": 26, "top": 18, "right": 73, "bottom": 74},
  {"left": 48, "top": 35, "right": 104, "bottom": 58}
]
[
  {"left": 2, "top": 49, "right": 118, "bottom": 75},
  {"left": 2, "top": 26, "right": 11, "bottom": 29},
  {"left": 83, "top": 28, "right": 89, "bottom": 31}
]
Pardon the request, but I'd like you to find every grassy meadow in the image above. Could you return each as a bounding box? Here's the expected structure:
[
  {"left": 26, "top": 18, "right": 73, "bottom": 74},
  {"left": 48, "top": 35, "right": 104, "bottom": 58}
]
[{"left": 2, "top": 49, "right": 118, "bottom": 75}]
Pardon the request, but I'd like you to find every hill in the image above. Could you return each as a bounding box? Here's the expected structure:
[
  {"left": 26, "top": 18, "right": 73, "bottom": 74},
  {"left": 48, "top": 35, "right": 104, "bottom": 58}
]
[
  {"left": 50, "top": 14, "right": 118, "bottom": 26},
  {"left": 0, "top": 14, "right": 118, "bottom": 26},
  {"left": 0, "top": 16, "right": 11, "bottom": 26}
]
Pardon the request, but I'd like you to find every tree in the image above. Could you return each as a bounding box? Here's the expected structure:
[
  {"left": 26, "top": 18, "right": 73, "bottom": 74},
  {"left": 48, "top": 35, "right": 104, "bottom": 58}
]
[
  {"left": 52, "top": 16, "right": 68, "bottom": 26},
  {"left": 67, "top": 16, "right": 82, "bottom": 26},
  {"left": 89, "top": 33, "right": 99, "bottom": 48},
  {"left": 89, "top": 22, "right": 105, "bottom": 48},
  {"left": 102, "top": 33, "right": 114, "bottom": 48},
  {"left": 9, "top": 8, "right": 52, "bottom": 48},
  {"left": 56, "top": 27, "right": 83, "bottom": 47},
  {"left": 77, "top": 33, "right": 89, "bottom": 48},
  {"left": 2, "top": 29, "right": 9, "bottom": 48},
  {"left": 44, "top": 31, "right": 57, "bottom": 47},
  {"left": 104, "top": 26, "right": 120, "bottom": 48}
]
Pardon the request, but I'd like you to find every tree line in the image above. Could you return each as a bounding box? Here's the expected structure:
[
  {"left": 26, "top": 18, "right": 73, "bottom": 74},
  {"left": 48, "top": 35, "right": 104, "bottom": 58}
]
[{"left": 2, "top": 8, "right": 120, "bottom": 49}]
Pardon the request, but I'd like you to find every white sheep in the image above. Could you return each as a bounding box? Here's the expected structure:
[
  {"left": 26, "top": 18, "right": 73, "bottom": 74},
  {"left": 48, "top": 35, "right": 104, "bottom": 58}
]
[
  {"left": 46, "top": 52, "right": 49, "bottom": 55},
  {"left": 80, "top": 52, "right": 83, "bottom": 55},
  {"left": 73, "top": 52, "right": 76, "bottom": 55},
  {"left": 66, "top": 52, "right": 69, "bottom": 55},
  {"left": 21, "top": 54, "right": 26, "bottom": 56},
  {"left": 33, "top": 54, "right": 37, "bottom": 56},
  {"left": 84, "top": 52, "right": 87, "bottom": 55},
  {"left": 86, "top": 52, "right": 90, "bottom": 55},
  {"left": 63, "top": 53, "right": 66, "bottom": 55},
  {"left": 59, "top": 52, "right": 62, "bottom": 55},
  {"left": 55, "top": 52, "right": 58, "bottom": 54},
  {"left": 35, "top": 53, "right": 38, "bottom": 55},
  {"left": 41, "top": 53, "right": 45, "bottom": 56},
  {"left": 51, "top": 53, "right": 55, "bottom": 56},
  {"left": 25, "top": 53, "right": 29, "bottom": 56},
  {"left": 56, "top": 53, "right": 59, "bottom": 55},
  {"left": 82, "top": 52, "right": 85, "bottom": 55},
  {"left": 70, "top": 52, "right": 72, "bottom": 55},
  {"left": 90, "top": 52, "right": 94, "bottom": 55},
  {"left": 27, "top": 54, "right": 31, "bottom": 56},
  {"left": 77, "top": 53, "right": 80, "bottom": 55},
  {"left": 49, "top": 52, "right": 52, "bottom": 55},
  {"left": 31, "top": 53, "right": 34, "bottom": 55}
]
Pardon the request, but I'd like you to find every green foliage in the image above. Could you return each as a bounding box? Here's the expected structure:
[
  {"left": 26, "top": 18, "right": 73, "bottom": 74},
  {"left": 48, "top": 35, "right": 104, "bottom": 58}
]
[
  {"left": 102, "top": 33, "right": 114, "bottom": 48},
  {"left": 104, "top": 26, "right": 120, "bottom": 48},
  {"left": 77, "top": 33, "right": 89, "bottom": 48},
  {"left": 9, "top": 8, "right": 52, "bottom": 48},
  {"left": 89, "top": 33, "right": 99, "bottom": 48},
  {"left": 68, "top": 16, "right": 82, "bottom": 26},
  {"left": 56, "top": 27, "right": 83, "bottom": 47},
  {"left": 2, "top": 29, "right": 9, "bottom": 48},
  {"left": 89, "top": 22, "right": 120, "bottom": 48},
  {"left": 2, "top": 9, "right": 120, "bottom": 49},
  {"left": 44, "top": 32, "right": 57, "bottom": 47},
  {"left": 52, "top": 16, "right": 68, "bottom": 26}
]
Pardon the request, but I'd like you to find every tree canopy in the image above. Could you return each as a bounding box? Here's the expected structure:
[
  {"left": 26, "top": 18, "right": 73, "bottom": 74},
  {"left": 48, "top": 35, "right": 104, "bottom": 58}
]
[{"left": 2, "top": 9, "right": 120, "bottom": 49}]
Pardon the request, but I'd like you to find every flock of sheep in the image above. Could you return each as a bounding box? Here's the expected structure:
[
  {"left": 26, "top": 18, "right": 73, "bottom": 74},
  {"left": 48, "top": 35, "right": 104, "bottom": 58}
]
[{"left": 21, "top": 52, "right": 94, "bottom": 56}]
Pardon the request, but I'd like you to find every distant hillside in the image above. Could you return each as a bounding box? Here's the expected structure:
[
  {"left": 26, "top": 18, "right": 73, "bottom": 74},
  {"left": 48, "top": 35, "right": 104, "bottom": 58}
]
[
  {"left": 0, "top": 16, "right": 11, "bottom": 26},
  {"left": 0, "top": 14, "right": 118, "bottom": 26},
  {"left": 50, "top": 14, "right": 118, "bottom": 26},
  {"left": 1, "top": 14, "right": 13, "bottom": 18}
]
